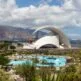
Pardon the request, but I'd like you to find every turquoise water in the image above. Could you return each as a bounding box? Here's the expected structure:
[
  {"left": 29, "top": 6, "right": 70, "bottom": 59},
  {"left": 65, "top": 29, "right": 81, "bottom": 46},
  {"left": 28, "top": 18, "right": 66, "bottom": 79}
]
[
  {"left": 9, "top": 56, "right": 66, "bottom": 67},
  {"left": 10, "top": 60, "right": 32, "bottom": 65}
]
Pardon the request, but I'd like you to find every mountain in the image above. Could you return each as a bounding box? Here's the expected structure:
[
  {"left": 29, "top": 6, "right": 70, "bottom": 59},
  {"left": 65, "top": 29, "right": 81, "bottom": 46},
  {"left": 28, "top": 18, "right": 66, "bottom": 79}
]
[
  {"left": 0, "top": 25, "right": 47, "bottom": 41},
  {"left": 0, "top": 25, "right": 33, "bottom": 41},
  {"left": 70, "top": 39, "right": 81, "bottom": 47},
  {"left": 0, "top": 25, "right": 81, "bottom": 47}
]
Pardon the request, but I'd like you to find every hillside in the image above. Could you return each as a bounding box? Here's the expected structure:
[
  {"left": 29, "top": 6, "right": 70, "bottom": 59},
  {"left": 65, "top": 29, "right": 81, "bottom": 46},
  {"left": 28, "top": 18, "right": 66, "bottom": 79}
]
[
  {"left": 0, "top": 25, "right": 46, "bottom": 41},
  {"left": 0, "top": 25, "right": 34, "bottom": 41}
]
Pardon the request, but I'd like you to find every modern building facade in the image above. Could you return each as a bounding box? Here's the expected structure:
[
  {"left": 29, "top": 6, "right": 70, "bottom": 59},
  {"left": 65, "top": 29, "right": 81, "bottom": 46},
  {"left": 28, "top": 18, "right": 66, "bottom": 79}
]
[{"left": 23, "top": 27, "right": 71, "bottom": 49}]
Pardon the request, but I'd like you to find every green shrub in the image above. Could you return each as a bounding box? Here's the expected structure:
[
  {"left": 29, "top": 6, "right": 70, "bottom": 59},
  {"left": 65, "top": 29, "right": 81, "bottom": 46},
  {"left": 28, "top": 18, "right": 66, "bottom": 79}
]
[
  {"left": 0, "top": 69, "right": 14, "bottom": 81},
  {"left": 0, "top": 55, "right": 10, "bottom": 66}
]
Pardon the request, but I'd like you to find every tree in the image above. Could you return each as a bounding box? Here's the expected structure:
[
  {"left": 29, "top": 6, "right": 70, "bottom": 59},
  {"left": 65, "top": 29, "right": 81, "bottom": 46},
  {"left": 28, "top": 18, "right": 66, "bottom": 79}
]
[
  {"left": 0, "top": 41, "right": 11, "bottom": 50},
  {"left": 0, "top": 55, "right": 10, "bottom": 66},
  {"left": 10, "top": 45, "right": 16, "bottom": 50}
]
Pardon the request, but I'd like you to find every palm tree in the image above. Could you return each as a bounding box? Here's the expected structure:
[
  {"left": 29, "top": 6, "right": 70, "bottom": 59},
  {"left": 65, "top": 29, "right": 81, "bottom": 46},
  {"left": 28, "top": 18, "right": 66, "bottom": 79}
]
[{"left": 15, "top": 63, "right": 37, "bottom": 81}]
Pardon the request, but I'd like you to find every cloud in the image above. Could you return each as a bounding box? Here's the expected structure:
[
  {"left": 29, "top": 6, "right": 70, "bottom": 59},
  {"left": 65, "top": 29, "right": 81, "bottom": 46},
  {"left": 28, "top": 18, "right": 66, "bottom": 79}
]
[
  {"left": 0, "top": 0, "right": 81, "bottom": 32},
  {"left": 40, "top": 0, "right": 53, "bottom": 5},
  {"left": 67, "top": 33, "right": 81, "bottom": 39},
  {"left": 73, "top": 0, "right": 81, "bottom": 10}
]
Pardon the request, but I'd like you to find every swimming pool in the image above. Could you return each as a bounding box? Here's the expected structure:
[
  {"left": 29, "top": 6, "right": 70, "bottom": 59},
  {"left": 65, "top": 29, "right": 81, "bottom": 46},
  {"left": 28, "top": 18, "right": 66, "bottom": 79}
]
[{"left": 9, "top": 56, "right": 66, "bottom": 67}]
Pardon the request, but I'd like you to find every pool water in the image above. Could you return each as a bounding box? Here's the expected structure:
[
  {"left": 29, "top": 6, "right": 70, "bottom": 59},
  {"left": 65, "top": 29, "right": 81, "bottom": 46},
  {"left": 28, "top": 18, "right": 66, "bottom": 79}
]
[
  {"left": 10, "top": 60, "right": 32, "bottom": 65},
  {"left": 9, "top": 56, "right": 66, "bottom": 67}
]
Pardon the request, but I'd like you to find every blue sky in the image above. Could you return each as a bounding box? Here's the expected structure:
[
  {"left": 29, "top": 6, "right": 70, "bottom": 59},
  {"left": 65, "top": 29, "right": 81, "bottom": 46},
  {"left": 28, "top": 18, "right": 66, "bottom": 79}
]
[
  {"left": 16, "top": 0, "right": 63, "bottom": 7},
  {"left": 16, "top": 0, "right": 39, "bottom": 7}
]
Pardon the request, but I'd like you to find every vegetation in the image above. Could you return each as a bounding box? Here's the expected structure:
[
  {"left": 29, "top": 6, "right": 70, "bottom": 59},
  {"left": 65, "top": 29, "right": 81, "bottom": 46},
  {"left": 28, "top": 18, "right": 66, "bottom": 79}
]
[
  {"left": 32, "top": 57, "right": 39, "bottom": 63},
  {"left": 10, "top": 45, "right": 16, "bottom": 50},
  {"left": 0, "top": 69, "right": 14, "bottom": 81},
  {"left": 64, "top": 65, "right": 76, "bottom": 73},
  {"left": 1, "top": 41, "right": 81, "bottom": 81},
  {"left": 14, "top": 63, "right": 81, "bottom": 81},
  {"left": 0, "top": 41, "right": 11, "bottom": 50},
  {"left": 15, "top": 63, "right": 37, "bottom": 81},
  {"left": 0, "top": 55, "right": 10, "bottom": 66}
]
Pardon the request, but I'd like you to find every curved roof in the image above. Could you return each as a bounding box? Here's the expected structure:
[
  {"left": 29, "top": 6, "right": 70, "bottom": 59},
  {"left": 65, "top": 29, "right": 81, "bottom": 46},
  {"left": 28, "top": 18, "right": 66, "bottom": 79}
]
[
  {"left": 33, "top": 27, "right": 71, "bottom": 48},
  {"left": 33, "top": 36, "right": 59, "bottom": 49}
]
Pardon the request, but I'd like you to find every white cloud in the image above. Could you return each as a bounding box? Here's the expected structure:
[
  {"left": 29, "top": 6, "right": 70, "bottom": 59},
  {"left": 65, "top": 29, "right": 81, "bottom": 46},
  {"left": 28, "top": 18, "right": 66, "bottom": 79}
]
[
  {"left": 73, "top": 0, "right": 81, "bottom": 10},
  {"left": 0, "top": 0, "right": 81, "bottom": 31},
  {"left": 40, "top": 0, "right": 53, "bottom": 5},
  {"left": 68, "top": 33, "right": 81, "bottom": 39}
]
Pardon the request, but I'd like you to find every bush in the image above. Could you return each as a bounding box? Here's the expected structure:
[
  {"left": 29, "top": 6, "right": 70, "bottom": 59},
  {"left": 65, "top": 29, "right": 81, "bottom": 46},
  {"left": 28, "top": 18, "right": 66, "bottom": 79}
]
[
  {"left": 10, "top": 45, "right": 16, "bottom": 50},
  {"left": 0, "top": 69, "right": 14, "bottom": 81},
  {"left": 64, "top": 65, "right": 76, "bottom": 73},
  {"left": 0, "top": 55, "right": 10, "bottom": 66}
]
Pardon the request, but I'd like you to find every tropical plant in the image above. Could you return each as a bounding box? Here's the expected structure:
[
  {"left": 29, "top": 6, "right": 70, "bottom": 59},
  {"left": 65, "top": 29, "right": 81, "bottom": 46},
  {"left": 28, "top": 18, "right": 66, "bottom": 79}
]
[
  {"left": 15, "top": 63, "right": 37, "bottom": 81},
  {"left": 39, "top": 67, "right": 55, "bottom": 81}
]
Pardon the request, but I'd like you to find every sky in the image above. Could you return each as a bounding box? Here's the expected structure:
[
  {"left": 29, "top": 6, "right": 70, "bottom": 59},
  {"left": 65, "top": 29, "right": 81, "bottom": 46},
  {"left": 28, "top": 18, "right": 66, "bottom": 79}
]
[
  {"left": 16, "top": 0, "right": 63, "bottom": 7},
  {"left": 0, "top": 0, "right": 81, "bottom": 39}
]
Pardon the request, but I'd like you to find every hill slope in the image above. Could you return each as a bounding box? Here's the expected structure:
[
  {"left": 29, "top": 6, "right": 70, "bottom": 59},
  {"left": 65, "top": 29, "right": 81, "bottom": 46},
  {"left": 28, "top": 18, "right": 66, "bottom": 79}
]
[
  {"left": 0, "top": 25, "right": 34, "bottom": 41},
  {"left": 0, "top": 25, "right": 46, "bottom": 41}
]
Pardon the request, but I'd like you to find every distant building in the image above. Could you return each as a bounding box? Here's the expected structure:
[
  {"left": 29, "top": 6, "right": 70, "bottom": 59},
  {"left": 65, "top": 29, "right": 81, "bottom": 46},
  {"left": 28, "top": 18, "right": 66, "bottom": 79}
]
[{"left": 23, "top": 27, "right": 71, "bottom": 49}]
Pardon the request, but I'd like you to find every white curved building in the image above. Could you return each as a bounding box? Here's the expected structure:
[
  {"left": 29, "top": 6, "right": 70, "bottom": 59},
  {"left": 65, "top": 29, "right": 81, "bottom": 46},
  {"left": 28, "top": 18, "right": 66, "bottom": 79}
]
[
  {"left": 33, "top": 36, "right": 59, "bottom": 49},
  {"left": 23, "top": 27, "right": 71, "bottom": 49}
]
